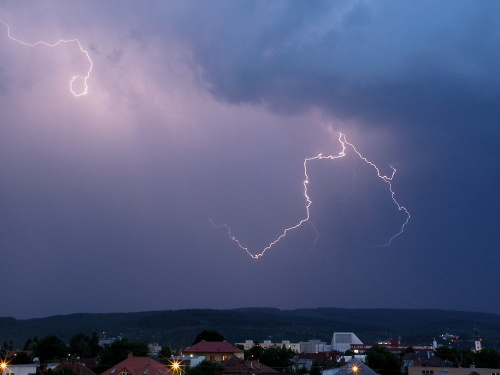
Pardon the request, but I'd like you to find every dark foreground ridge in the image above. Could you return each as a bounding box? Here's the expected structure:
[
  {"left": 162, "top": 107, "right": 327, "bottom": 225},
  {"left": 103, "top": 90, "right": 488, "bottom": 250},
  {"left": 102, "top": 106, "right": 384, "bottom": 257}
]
[{"left": 1, "top": 307, "right": 499, "bottom": 350}]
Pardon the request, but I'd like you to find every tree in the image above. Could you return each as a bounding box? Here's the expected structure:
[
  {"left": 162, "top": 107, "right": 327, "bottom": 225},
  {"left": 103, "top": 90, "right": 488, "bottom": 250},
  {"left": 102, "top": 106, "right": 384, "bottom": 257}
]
[
  {"left": 68, "top": 332, "right": 99, "bottom": 358},
  {"left": 365, "top": 346, "right": 401, "bottom": 375},
  {"left": 89, "top": 332, "right": 100, "bottom": 357},
  {"left": 187, "top": 360, "right": 224, "bottom": 375},
  {"left": 23, "top": 338, "right": 33, "bottom": 351},
  {"left": 474, "top": 348, "right": 500, "bottom": 368},
  {"left": 159, "top": 345, "right": 172, "bottom": 358},
  {"left": 432, "top": 347, "right": 476, "bottom": 367},
  {"left": 69, "top": 333, "right": 92, "bottom": 358},
  {"left": 245, "top": 342, "right": 264, "bottom": 361},
  {"left": 29, "top": 337, "right": 40, "bottom": 351},
  {"left": 434, "top": 346, "right": 460, "bottom": 364},
  {"left": 193, "top": 330, "right": 225, "bottom": 345},
  {"left": 34, "top": 335, "right": 68, "bottom": 362},
  {"left": 8, "top": 352, "right": 32, "bottom": 364},
  {"left": 259, "top": 346, "right": 294, "bottom": 372},
  {"left": 399, "top": 347, "right": 415, "bottom": 358},
  {"left": 99, "top": 339, "right": 149, "bottom": 368}
]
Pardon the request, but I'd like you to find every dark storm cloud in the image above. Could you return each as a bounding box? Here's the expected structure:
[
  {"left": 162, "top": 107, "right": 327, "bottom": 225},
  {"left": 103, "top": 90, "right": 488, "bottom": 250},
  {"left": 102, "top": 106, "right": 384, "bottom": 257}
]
[{"left": 167, "top": 1, "right": 500, "bottom": 129}]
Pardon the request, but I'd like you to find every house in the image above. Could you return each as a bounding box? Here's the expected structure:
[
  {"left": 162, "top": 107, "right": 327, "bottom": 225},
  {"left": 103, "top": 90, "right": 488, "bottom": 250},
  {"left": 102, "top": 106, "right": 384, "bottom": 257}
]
[
  {"left": 291, "top": 358, "right": 313, "bottom": 372},
  {"left": 235, "top": 340, "right": 301, "bottom": 353},
  {"left": 401, "top": 351, "right": 450, "bottom": 369},
  {"left": 408, "top": 365, "right": 500, "bottom": 375},
  {"left": 52, "top": 358, "right": 97, "bottom": 375},
  {"left": 331, "top": 333, "right": 363, "bottom": 353},
  {"left": 293, "top": 352, "right": 338, "bottom": 370},
  {"left": 216, "top": 357, "right": 285, "bottom": 375},
  {"left": 350, "top": 340, "right": 433, "bottom": 355},
  {"left": 322, "top": 358, "right": 379, "bottom": 375},
  {"left": 0, "top": 363, "right": 58, "bottom": 375},
  {"left": 167, "top": 355, "right": 205, "bottom": 369},
  {"left": 148, "top": 343, "right": 162, "bottom": 358},
  {"left": 6, "top": 350, "right": 34, "bottom": 359},
  {"left": 180, "top": 341, "right": 244, "bottom": 362},
  {"left": 100, "top": 354, "right": 174, "bottom": 375},
  {"left": 300, "top": 340, "right": 332, "bottom": 353}
]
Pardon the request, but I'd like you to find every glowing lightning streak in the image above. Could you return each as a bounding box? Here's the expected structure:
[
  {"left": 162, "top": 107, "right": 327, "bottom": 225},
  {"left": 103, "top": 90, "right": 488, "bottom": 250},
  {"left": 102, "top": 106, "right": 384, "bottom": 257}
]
[
  {"left": 1, "top": 20, "right": 93, "bottom": 97},
  {"left": 212, "top": 132, "right": 410, "bottom": 259}
]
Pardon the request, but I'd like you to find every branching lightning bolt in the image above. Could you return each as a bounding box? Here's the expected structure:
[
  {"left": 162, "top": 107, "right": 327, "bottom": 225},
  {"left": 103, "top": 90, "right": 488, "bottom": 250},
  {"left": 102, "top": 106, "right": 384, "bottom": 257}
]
[
  {"left": 212, "top": 132, "right": 410, "bottom": 259},
  {"left": 1, "top": 20, "right": 93, "bottom": 97}
]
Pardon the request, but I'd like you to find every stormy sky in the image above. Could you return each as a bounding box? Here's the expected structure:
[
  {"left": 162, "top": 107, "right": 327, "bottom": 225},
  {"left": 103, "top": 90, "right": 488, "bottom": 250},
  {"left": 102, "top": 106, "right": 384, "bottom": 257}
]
[{"left": 0, "top": 1, "right": 498, "bottom": 319}]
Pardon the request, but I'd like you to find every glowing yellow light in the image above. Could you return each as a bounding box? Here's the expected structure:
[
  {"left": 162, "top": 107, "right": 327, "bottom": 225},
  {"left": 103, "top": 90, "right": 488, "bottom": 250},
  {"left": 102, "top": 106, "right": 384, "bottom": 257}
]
[
  {"left": 169, "top": 360, "right": 183, "bottom": 373},
  {"left": 352, "top": 366, "right": 359, "bottom": 373},
  {"left": 0, "top": 358, "right": 12, "bottom": 374}
]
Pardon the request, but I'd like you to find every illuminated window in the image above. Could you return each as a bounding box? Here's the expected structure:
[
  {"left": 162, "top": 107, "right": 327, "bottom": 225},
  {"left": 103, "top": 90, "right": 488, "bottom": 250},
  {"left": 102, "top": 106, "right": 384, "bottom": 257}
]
[{"left": 222, "top": 356, "right": 227, "bottom": 361}]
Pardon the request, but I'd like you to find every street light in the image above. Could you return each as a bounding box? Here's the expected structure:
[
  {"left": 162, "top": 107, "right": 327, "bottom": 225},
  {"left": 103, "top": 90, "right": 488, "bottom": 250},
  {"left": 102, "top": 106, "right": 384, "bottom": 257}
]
[
  {"left": 168, "top": 359, "right": 183, "bottom": 375},
  {"left": 0, "top": 357, "right": 11, "bottom": 375},
  {"left": 171, "top": 362, "right": 180, "bottom": 372}
]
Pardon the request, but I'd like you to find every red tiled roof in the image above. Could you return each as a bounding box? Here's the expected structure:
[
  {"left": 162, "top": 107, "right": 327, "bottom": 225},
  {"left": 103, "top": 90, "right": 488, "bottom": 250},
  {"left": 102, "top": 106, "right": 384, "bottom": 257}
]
[
  {"left": 7, "top": 350, "right": 33, "bottom": 357},
  {"left": 182, "top": 342, "right": 244, "bottom": 354},
  {"left": 101, "top": 357, "right": 174, "bottom": 375},
  {"left": 219, "top": 358, "right": 280, "bottom": 374},
  {"left": 55, "top": 361, "right": 97, "bottom": 375}
]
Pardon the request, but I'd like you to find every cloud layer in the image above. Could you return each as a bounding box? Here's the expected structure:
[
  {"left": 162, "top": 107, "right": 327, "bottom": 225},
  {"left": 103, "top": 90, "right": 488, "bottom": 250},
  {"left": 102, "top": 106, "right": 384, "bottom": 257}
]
[{"left": 0, "top": 1, "right": 498, "bottom": 319}]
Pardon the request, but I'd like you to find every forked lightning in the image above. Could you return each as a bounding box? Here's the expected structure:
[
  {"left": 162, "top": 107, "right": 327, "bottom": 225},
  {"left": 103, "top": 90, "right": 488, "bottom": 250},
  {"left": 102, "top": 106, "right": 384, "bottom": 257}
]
[
  {"left": 213, "top": 132, "right": 410, "bottom": 259},
  {"left": 1, "top": 20, "right": 92, "bottom": 97}
]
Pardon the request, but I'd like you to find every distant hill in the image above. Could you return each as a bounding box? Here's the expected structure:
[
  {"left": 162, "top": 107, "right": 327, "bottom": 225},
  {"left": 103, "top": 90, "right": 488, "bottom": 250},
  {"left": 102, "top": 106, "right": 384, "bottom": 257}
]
[{"left": 1, "top": 308, "right": 499, "bottom": 351}]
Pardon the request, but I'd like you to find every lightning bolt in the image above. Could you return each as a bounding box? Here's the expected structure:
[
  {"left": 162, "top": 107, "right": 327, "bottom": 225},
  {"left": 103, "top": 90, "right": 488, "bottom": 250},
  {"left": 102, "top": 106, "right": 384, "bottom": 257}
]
[
  {"left": 1, "top": 20, "right": 93, "bottom": 97},
  {"left": 212, "top": 132, "right": 410, "bottom": 259}
]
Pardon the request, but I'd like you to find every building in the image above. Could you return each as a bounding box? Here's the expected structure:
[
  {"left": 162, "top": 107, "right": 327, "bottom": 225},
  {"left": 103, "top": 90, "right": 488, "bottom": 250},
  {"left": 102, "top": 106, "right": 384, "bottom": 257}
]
[
  {"left": 401, "top": 352, "right": 450, "bottom": 369},
  {"left": 168, "top": 355, "right": 205, "bottom": 369},
  {"left": 236, "top": 339, "right": 331, "bottom": 353},
  {"left": 148, "top": 343, "right": 162, "bottom": 357},
  {"left": 350, "top": 339, "right": 433, "bottom": 354},
  {"left": 236, "top": 340, "right": 301, "bottom": 352},
  {"left": 215, "top": 357, "right": 283, "bottom": 375},
  {"left": 0, "top": 363, "right": 59, "bottom": 375},
  {"left": 300, "top": 340, "right": 332, "bottom": 353},
  {"left": 322, "top": 358, "right": 379, "bottom": 375},
  {"left": 294, "top": 352, "right": 338, "bottom": 369},
  {"left": 100, "top": 354, "right": 174, "bottom": 375},
  {"left": 473, "top": 328, "right": 482, "bottom": 352},
  {"left": 52, "top": 358, "right": 98, "bottom": 375},
  {"left": 180, "top": 341, "right": 244, "bottom": 362},
  {"left": 331, "top": 333, "right": 363, "bottom": 353},
  {"left": 408, "top": 365, "right": 500, "bottom": 375}
]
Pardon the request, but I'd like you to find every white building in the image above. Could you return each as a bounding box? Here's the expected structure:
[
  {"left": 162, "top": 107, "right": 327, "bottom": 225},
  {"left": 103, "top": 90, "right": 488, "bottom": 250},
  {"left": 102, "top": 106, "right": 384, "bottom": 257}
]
[
  {"left": 1, "top": 363, "right": 58, "bottom": 375},
  {"left": 148, "top": 343, "right": 162, "bottom": 357},
  {"left": 300, "top": 340, "right": 332, "bottom": 353},
  {"left": 331, "top": 332, "right": 363, "bottom": 352},
  {"left": 236, "top": 340, "right": 301, "bottom": 352}
]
